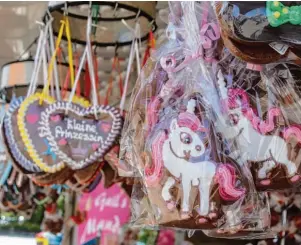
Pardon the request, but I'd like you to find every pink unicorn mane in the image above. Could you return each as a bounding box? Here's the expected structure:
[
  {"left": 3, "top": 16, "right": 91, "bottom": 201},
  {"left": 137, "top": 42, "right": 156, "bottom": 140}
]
[{"left": 228, "top": 88, "right": 282, "bottom": 134}]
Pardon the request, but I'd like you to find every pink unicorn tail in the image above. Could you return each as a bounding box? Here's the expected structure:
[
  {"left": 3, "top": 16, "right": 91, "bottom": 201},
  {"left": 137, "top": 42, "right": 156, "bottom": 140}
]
[
  {"left": 145, "top": 131, "right": 167, "bottom": 187},
  {"left": 283, "top": 126, "right": 301, "bottom": 144},
  {"left": 215, "top": 164, "right": 246, "bottom": 201}
]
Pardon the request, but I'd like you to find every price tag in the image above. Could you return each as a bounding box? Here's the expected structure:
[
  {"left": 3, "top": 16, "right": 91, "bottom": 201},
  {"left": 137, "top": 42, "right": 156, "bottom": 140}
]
[{"left": 269, "top": 42, "right": 289, "bottom": 55}]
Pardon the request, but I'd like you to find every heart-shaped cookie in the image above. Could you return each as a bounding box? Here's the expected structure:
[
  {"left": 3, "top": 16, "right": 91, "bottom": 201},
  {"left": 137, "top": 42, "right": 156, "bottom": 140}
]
[
  {"left": 0, "top": 109, "right": 13, "bottom": 186},
  {"left": 0, "top": 140, "right": 13, "bottom": 186},
  {"left": 37, "top": 101, "right": 122, "bottom": 170},
  {"left": 4, "top": 97, "right": 42, "bottom": 173},
  {"left": 17, "top": 93, "right": 90, "bottom": 173}
]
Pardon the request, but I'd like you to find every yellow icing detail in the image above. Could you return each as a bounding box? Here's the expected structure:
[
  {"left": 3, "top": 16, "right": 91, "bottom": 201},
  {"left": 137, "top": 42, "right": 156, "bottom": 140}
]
[
  {"left": 274, "top": 1, "right": 279, "bottom": 7},
  {"left": 273, "top": 11, "right": 281, "bottom": 18},
  {"left": 18, "top": 92, "right": 91, "bottom": 173},
  {"left": 282, "top": 8, "right": 289, "bottom": 14}
]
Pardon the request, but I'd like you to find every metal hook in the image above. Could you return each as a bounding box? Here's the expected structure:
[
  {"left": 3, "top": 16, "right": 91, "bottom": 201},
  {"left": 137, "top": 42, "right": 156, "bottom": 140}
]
[
  {"left": 114, "top": 42, "right": 119, "bottom": 57},
  {"left": 46, "top": 9, "right": 54, "bottom": 22},
  {"left": 93, "top": 45, "right": 98, "bottom": 55},
  {"left": 113, "top": 2, "right": 118, "bottom": 17},
  {"left": 148, "top": 19, "right": 155, "bottom": 31},
  {"left": 88, "top": 1, "right": 93, "bottom": 16},
  {"left": 135, "top": 9, "right": 141, "bottom": 22},
  {"left": 64, "top": 2, "right": 68, "bottom": 16}
]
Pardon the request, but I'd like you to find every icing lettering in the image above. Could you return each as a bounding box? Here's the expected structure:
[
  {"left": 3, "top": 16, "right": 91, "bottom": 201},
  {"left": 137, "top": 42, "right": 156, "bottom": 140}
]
[
  {"left": 80, "top": 215, "right": 120, "bottom": 244},
  {"left": 54, "top": 126, "right": 103, "bottom": 143},
  {"left": 66, "top": 119, "right": 96, "bottom": 133},
  {"left": 94, "top": 192, "right": 127, "bottom": 212}
]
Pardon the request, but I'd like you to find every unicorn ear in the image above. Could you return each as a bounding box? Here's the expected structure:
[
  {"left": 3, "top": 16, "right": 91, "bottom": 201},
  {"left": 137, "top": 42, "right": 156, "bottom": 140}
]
[{"left": 170, "top": 119, "right": 178, "bottom": 131}]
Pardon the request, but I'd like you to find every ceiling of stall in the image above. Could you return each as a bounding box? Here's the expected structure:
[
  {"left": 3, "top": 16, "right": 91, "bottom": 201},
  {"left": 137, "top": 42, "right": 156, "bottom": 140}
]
[
  {"left": 0, "top": 2, "right": 48, "bottom": 67},
  {"left": 0, "top": 1, "right": 169, "bottom": 68}
]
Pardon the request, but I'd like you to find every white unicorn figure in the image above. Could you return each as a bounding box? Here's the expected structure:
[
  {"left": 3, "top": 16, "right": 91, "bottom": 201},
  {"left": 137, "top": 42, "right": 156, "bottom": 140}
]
[
  {"left": 146, "top": 99, "right": 245, "bottom": 222},
  {"left": 214, "top": 71, "right": 300, "bottom": 185}
]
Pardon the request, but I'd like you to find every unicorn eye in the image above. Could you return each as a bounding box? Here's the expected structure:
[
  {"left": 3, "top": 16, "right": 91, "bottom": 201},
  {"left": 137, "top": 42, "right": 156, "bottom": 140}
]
[
  {"left": 229, "top": 114, "right": 239, "bottom": 125},
  {"left": 180, "top": 132, "right": 192, "bottom": 144}
]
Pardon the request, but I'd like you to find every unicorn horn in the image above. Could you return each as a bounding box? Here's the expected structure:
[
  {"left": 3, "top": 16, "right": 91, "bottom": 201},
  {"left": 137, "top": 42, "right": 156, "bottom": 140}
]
[
  {"left": 217, "top": 70, "right": 228, "bottom": 100},
  {"left": 187, "top": 99, "right": 196, "bottom": 114}
]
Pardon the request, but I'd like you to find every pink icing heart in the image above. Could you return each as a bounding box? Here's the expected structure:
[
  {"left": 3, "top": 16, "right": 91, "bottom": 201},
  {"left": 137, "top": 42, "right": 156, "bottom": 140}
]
[
  {"left": 58, "top": 138, "right": 67, "bottom": 146},
  {"left": 50, "top": 115, "right": 61, "bottom": 122},
  {"left": 26, "top": 114, "right": 38, "bottom": 124},
  {"left": 92, "top": 143, "right": 100, "bottom": 151},
  {"left": 100, "top": 122, "right": 111, "bottom": 133}
]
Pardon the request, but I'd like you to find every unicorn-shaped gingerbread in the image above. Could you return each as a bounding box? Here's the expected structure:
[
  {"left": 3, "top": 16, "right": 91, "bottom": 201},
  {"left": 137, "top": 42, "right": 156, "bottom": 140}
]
[
  {"left": 145, "top": 99, "right": 245, "bottom": 223},
  {"left": 215, "top": 70, "right": 301, "bottom": 187}
]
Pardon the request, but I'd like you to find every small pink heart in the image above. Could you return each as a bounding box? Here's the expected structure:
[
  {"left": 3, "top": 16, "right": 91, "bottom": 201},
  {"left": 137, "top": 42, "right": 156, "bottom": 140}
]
[
  {"left": 50, "top": 115, "right": 61, "bottom": 122},
  {"left": 26, "top": 114, "right": 38, "bottom": 124},
  {"left": 100, "top": 122, "right": 111, "bottom": 133},
  {"left": 58, "top": 138, "right": 67, "bottom": 146},
  {"left": 92, "top": 143, "right": 100, "bottom": 151}
]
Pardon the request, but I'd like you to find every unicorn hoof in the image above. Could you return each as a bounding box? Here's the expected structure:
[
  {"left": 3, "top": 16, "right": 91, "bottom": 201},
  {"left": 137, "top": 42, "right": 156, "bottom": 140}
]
[
  {"left": 198, "top": 217, "right": 208, "bottom": 224},
  {"left": 260, "top": 179, "right": 271, "bottom": 186},
  {"left": 166, "top": 201, "right": 176, "bottom": 211},
  {"left": 181, "top": 212, "right": 190, "bottom": 220},
  {"left": 290, "top": 175, "right": 300, "bottom": 183},
  {"left": 208, "top": 212, "right": 217, "bottom": 220}
]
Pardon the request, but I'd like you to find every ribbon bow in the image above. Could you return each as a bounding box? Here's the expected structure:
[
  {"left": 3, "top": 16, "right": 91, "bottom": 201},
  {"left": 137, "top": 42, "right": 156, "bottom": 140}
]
[{"left": 200, "top": 23, "right": 220, "bottom": 49}]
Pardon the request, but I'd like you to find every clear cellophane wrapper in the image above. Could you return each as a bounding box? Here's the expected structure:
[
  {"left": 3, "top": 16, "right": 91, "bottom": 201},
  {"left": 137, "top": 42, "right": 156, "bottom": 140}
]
[
  {"left": 214, "top": 1, "right": 301, "bottom": 49},
  {"left": 128, "top": 59, "right": 272, "bottom": 235},
  {"left": 215, "top": 49, "right": 301, "bottom": 192},
  {"left": 122, "top": 1, "right": 272, "bottom": 238}
]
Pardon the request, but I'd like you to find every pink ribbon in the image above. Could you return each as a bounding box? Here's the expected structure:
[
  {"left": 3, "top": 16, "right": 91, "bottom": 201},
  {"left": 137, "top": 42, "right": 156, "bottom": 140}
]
[{"left": 200, "top": 23, "right": 220, "bottom": 49}]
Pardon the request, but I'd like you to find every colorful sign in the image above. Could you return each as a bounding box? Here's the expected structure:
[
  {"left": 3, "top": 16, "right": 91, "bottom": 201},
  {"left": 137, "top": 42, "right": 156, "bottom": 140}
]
[{"left": 78, "top": 180, "right": 130, "bottom": 245}]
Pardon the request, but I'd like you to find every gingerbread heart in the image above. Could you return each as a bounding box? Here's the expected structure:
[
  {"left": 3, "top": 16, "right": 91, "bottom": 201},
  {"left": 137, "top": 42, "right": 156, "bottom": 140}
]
[
  {"left": 0, "top": 107, "right": 13, "bottom": 185},
  {"left": 4, "top": 97, "right": 42, "bottom": 173},
  {"left": 37, "top": 101, "right": 122, "bottom": 170},
  {"left": 17, "top": 93, "right": 90, "bottom": 173}
]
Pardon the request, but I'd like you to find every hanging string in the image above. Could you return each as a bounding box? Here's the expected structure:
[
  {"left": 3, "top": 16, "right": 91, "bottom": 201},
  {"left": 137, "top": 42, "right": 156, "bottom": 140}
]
[
  {"left": 48, "top": 15, "right": 61, "bottom": 101},
  {"left": 93, "top": 53, "right": 100, "bottom": 104},
  {"left": 65, "top": 16, "right": 75, "bottom": 87},
  {"left": 27, "top": 21, "right": 51, "bottom": 97},
  {"left": 85, "top": 8, "right": 99, "bottom": 117},
  {"left": 42, "top": 41, "right": 49, "bottom": 91},
  {"left": 40, "top": 20, "right": 66, "bottom": 104},
  {"left": 45, "top": 38, "right": 54, "bottom": 97},
  {"left": 40, "top": 14, "right": 74, "bottom": 103}
]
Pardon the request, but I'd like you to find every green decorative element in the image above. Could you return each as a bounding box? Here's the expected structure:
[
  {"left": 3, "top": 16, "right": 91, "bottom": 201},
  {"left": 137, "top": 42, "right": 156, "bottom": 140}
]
[
  {"left": 137, "top": 229, "right": 158, "bottom": 245},
  {"left": 91, "top": 5, "right": 100, "bottom": 36},
  {"left": 267, "top": 1, "right": 301, "bottom": 27}
]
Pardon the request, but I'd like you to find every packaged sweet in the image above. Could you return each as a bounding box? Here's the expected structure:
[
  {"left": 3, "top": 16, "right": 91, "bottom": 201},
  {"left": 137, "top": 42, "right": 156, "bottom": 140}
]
[
  {"left": 215, "top": 1, "right": 301, "bottom": 64},
  {"left": 215, "top": 50, "right": 301, "bottom": 191}
]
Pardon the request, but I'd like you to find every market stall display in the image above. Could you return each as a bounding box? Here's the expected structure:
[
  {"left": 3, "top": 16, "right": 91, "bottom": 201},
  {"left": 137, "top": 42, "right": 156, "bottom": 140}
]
[{"left": 1, "top": 1, "right": 301, "bottom": 245}]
